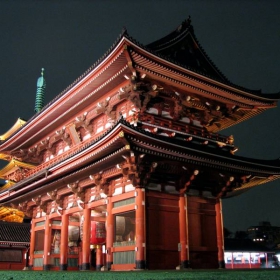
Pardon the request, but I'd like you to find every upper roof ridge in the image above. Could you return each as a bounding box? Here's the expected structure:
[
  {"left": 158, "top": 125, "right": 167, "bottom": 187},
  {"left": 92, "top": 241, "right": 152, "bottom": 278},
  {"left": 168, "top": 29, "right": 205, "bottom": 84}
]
[{"left": 145, "top": 17, "right": 229, "bottom": 83}]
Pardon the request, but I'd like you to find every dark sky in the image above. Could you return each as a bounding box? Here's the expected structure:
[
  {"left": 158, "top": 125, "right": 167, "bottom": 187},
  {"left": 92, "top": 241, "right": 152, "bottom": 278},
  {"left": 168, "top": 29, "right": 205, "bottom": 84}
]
[{"left": 0, "top": 0, "right": 279, "bottom": 232}]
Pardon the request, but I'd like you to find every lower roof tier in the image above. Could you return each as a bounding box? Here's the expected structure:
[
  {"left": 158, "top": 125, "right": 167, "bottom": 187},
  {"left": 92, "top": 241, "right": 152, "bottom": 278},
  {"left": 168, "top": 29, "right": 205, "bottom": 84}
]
[{"left": 0, "top": 118, "right": 279, "bottom": 208}]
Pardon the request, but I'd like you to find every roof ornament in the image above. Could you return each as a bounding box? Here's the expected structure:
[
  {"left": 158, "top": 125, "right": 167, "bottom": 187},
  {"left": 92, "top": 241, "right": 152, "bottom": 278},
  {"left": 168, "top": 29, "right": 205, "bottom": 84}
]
[
  {"left": 183, "top": 15, "right": 192, "bottom": 29},
  {"left": 34, "top": 68, "right": 46, "bottom": 113},
  {"left": 177, "top": 16, "right": 192, "bottom": 33},
  {"left": 122, "top": 26, "right": 128, "bottom": 36}
]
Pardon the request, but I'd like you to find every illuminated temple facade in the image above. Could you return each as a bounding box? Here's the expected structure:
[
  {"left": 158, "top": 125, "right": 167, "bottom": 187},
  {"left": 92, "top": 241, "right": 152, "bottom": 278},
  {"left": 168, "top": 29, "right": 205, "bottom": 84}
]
[{"left": 0, "top": 19, "right": 280, "bottom": 271}]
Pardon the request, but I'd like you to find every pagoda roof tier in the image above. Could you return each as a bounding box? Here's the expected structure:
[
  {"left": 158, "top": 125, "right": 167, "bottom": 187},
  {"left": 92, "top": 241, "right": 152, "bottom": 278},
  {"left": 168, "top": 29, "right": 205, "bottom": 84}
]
[
  {"left": 0, "top": 180, "right": 15, "bottom": 190},
  {"left": 0, "top": 153, "right": 12, "bottom": 161},
  {"left": 0, "top": 159, "right": 35, "bottom": 180},
  {"left": 0, "top": 119, "right": 279, "bottom": 207},
  {"left": 0, "top": 206, "right": 24, "bottom": 223},
  {"left": 0, "top": 118, "right": 26, "bottom": 141},
  {"left": 145, "top": 18, "right": 280, "bottom": 99},
  {"left": 0, "top": 20, "right": 279, "bottom": 152}
]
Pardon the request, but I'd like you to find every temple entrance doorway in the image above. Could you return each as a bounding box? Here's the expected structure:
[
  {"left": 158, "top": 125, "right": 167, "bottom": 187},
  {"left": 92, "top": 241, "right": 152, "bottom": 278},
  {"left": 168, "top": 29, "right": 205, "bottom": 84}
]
[{"left": 146, "top": 192, "right": 180, "bottom": 269}]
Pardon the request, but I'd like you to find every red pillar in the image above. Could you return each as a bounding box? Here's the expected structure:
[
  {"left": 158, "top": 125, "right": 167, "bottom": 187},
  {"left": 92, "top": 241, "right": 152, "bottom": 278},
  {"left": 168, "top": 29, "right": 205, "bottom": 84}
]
[
  {"left": 216, "top": 199, "right": 225, "bottom": 268},
  {"left": 81, "top": 208, "right": 91, "bottom": 270},
  {"left": 96, "top": 245, "right": 103, "bottom": 271},
  {"left": 179, "top": 194, "right": 190, "bottom": 269},
  {"left": 135, "top": 188, "right": 145, "bottom": 269},
  {"left": 60, "top": 213, "right": 69, "bottom": 270},
  {"left": 43, "top": 216, "right": 52, "bottom": 270},
  {"left": 78, "top": 245, "right": 82, "bottom": 270},
  {"left": 106, "top": 197, "right": 113, "bottom": 270},
  {"left": 29, "top": 219, "right": 36, "bottom": 269}
]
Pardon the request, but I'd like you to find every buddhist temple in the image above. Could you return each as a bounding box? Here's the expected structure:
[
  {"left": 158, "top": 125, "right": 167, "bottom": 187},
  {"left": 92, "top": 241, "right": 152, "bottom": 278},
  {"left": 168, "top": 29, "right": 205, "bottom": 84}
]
[{"left": 0, "top": 18, "right": 279, "bottom": 271}]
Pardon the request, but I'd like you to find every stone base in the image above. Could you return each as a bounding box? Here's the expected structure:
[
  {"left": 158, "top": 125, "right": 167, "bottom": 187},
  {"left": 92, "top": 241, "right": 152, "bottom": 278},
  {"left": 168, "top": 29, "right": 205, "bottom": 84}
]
[
  {"left": 135, "top": 260, "right": 146, "bottom": 269},
  {"left": 80, "top": 262, "right": 90, "bottom": 271},
  {"left": 178, "top": 260, "right": 191, "bottom": 269},
  {"left": 43, "top": 264, "right": 51, "bottom": 271},
  {"left": 60, "top": 264, "right": 68, "bottom": 271},
  {"left": 96, "top": 264, "right": 103, "bottom": 271},
  {"left": 218, "top": 260, "right": 225, "bottom": 269},
  {"left": 106, "top": 262, "right": 112, "bottom": 271}
]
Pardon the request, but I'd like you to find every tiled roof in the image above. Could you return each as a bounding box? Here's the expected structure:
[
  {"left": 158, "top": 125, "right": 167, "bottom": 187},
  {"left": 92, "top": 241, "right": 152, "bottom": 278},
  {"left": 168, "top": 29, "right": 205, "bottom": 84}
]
[
  {"left": 1, "top": 118, "right": 280, "bottom": 204},
  {"left": 146, "top": 17, "right": 229, "bottom": 83},
  {"left": 0, "top": 221, "right": 30, "bottom": 244}
]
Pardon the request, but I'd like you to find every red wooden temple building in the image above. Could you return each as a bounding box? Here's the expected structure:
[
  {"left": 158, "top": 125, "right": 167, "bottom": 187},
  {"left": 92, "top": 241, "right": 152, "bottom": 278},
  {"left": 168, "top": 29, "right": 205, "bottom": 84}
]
[{"left": 0, "top": 18, "right": 279, "bottom": 271}]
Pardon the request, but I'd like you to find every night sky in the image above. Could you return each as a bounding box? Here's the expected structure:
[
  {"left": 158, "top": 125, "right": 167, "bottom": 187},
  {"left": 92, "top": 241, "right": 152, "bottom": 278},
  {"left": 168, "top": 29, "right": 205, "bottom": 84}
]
[{"left": 0, "top": 1, "right": 279, "bottom": 233}]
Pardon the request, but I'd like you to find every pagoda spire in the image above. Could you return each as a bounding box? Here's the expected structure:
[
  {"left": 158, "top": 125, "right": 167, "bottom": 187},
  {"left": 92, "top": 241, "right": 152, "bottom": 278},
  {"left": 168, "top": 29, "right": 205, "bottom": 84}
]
[{"left": 34, "top": 68, "right": 46, "bottom": 113}]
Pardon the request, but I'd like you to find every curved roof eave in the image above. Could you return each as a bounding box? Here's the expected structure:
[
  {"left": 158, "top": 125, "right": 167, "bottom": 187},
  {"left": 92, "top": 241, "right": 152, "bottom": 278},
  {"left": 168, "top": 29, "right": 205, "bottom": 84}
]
[
  {"left": 125, "top": 36, "right": 280, "bottom": 106},
  {"left": 1, "top": 119, "right": 280, "bottom": 202},
  {"left": 0, "top": 160, "right": 35, "bottom": 179},
  {"left": 0, "top": 32, "right": 131, "bottom": 151},
  {"left": 0, "top": 118, "right": 26, "bottom": 141}
]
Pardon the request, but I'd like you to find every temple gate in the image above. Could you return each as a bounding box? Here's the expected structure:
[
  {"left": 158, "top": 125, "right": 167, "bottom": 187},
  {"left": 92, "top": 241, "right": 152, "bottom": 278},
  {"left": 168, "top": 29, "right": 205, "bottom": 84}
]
[{"left": 0, "top": 18, "right": 279, "bottom": 271}]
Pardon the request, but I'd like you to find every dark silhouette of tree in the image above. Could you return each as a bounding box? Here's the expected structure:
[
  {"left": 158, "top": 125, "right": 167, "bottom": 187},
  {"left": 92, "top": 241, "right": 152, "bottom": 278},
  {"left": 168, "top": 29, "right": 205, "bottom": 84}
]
[{"left": 224, "top": 227, "right": 232, "bottom": 238}]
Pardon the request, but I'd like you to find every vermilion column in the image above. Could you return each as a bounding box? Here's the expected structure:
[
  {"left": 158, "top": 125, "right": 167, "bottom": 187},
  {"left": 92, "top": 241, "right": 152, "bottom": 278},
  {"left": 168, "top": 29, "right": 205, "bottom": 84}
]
[
  {"left": 106, "top": 197, "right": 113, "bottom": 270},
  {"left": 179, "top": 194, "right": 190, "bottom": 269},
  {"left": 96, "top": 245, "right": 103, "bottom": 271},
  {"left": 60, "top": 213, "right": 69, "bottom": 270},
  {"left": 216, "top": 199, "right": 225, "bottom": 268},
  {"left": 81, "top": 208, "right": 91, "bottom": 270},
  {"left": 43, "top": 216, "right": 52, "bottom": 270},
  {"left": 29, "top": 219, "right": 36, "bottom": 269},
  {"left": 135, "top": 188, "right": 145, "bottom": 269}
]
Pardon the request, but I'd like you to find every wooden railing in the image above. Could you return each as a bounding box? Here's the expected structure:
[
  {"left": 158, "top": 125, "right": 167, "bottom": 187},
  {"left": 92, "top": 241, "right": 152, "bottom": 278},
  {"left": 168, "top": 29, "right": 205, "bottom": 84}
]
[
  {"left": 139, "top": 114, "right": 230, "bottom": 143},
  {"left": 25, "top": 115, "right": 231, "bottom": 181},
  {"left": 26, "top": 129, "right": 106, "bottom": 177}
]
